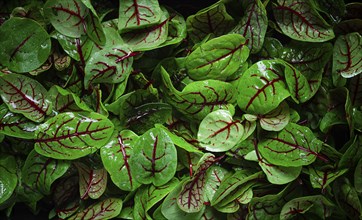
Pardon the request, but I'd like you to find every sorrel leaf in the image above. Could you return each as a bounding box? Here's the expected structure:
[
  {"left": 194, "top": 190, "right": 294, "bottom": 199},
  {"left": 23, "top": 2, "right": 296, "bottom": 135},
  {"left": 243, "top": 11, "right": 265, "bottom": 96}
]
[
  {"left": 100, "top": 130, "right": 141, "bottom": 191},
  {"left": 309, "top": 166, "right": 348, "bottom": 190},
  {"left": 68, "top": 198, "right": 123, "bottom": 220},
  {"left": 204, "top": 166, "right": 229, "bottom": 202},
  {"left": 85, "top": 13, "right": 106, "bottom": 46},
  {"left": 48, "top": 86, "right": 92, "bottom": 113},
  {"left": 22, "top": 150, "right": 70, "bottom": 195},
  {"left": 273, "top": 0, "right": 335, "bottom": 42},
  {"left": 231, "top": 0, "right": 268, "bottom": 53},
  {"left": 258, "top": 123, "right": 324, "bottom": 167},
  {"left": 186, "top": 1, "right": 235, "bottom": 43},
  {"left": 75, "top": 162, "right": 107, "bottom": 199},
  {"left": 197, "top": 110, "right": 244, "bottom": 152},
  {"left": 44, "top": 0, "right": 88, "bottom": 38},
  {"left": 118, "top": 0, "right": 162, "bottom": 32},
  {"left": 0, "top": 154, "right": 17, "bottom": 205},
  {"left": 0, "top": 73, "right": 51, "bottom": 122},
  {"left": 130, "top": 127, "right": 177, "bottom": 186},
  {"left": 34, "top": 112, "right": 114, "bottom": 159},
  {"left": 237, "top": 60, "right": 290, "bottom": 115},
  {"left": 185, "top": 34, "right": 249, "bottom": 80},
  {"left": 332, "top": 32, "right": 362, "bottom": 78},
  {"left": 0, "top": 17, "right": 51, "bottom": 73},
  {"left": 259, "top": 102, "right": 290, "bottom": 131}
]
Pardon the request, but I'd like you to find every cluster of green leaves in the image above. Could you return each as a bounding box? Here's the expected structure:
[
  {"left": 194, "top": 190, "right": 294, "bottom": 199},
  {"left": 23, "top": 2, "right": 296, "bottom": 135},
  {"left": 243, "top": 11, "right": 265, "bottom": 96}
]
[{"left": 0, "top": 0, "right": 361, "bottom": 219}]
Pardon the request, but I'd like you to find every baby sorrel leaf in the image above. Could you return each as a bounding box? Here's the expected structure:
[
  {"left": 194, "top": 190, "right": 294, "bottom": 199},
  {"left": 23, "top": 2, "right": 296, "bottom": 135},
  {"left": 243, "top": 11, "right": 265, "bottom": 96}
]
[
  {"left": 259, "top": 102, "right": 290, "bottom": 131},
  {"left": 237, "top": 60, "right": 290, "bottom": 115},
  {"left": 273, "top": 0, "right": 335, "bottom": 42},
  {"left": 130, "top": 127, "right": 177, "bottom": 186},
  {"left": 258, "top": 123, "right": 324, "bottom": 167},
  {"left": 197, "top": 110, "right": 244, "bottom": 152},
  {"left": 85, "top": 13, "right": 106, "bottom": 46},
  {"left": 118, "top": 0, "right": 162, "bottom": 32},
  {"left": 100, "top": 130, "right": 141, "bottom": 191},
  {"left": 0, "top": 17, "right": 51, "bottom": 73},
  {"left": 309, "top": 166, "right": 348, "bottom": 190},
  {"left": 0, "top": 73, "right": 52, "bottom": 122},
  {"left": 0, "top": 104, "right": 38, "bottom": 139},
  {"left": 48, "top": 86, "right": 92, "bottom": 113},
  {"left": 22, "top": 150, "right": 70, "bottom": 195},
  {"left": 84, "top": 45, "right": 135, "bottom": 87},
  {"left": 231, "top": 0, "right": 268, "bottom": 53},
  {"left": 68, "top": 198, "right": 123, "bottom": 220},
  {"left": 75, "top": 162, "right": 107, "bottom": 199},
  {"left": 186, "top": 1, "right": 235, "bottom": 43},
  {"left": 0, "top": 154, "right": 17, "bottom": 205},
  {"left": 34, "top": 112, "right": 114, "bottom": 160},
  {"left": 185, "top": 34, "right": 249, "bottom": 80},
  {"left": 332, "top": 32, "right": 362, "bottom": 78},
  {"left": 44, "top": 0, "right": 88, "bottom": 38}
]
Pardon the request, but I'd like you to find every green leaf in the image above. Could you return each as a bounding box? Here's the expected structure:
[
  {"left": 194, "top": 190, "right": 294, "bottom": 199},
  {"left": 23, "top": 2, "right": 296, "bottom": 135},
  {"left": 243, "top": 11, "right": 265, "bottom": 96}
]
[
  {"left": 85, "top": 13, "right": 106, "bottom": 45},
  {"left": 185, "top": 34, "right": 249, "bottom": 80},
  {"left": 273, "top": 0, "right": 335, "bottom": 42},
  {"left": 146, "top": 178, "right": 179, "bottom": 210},
  {"left": 0, "top": 154, "right": 17, "bottom": 205},
  {"left": 0, "top": 17, "right": 51, "bottom": 73},
  {"left": 231, "top": 0, "right": 268, "bottom": 53},
  {"left": 354, "top": 157, "right": 362, "bottom": 193},
  {"left": 259, "top": 102, "right": 290, "bottom": 131},
  {"left": 100, "top": 130, "right": 141, "bottom": 191},
  {"left": 332, "top": 32, "right": 362, "bottom": 78},
  {"left": 118, "top": 0, "right": 162, "bottom": 32},
  {"left": 309, "top": 166, "right": 348, "bottom": 190},
  {"left": 333, "top": 179, "right": 361, "bottom": 219},
  {"left": 258, "top": 123, "right": 324, "bottom": 167},
  {"left": 237, "top": 60, "right": 290, "bottom": 115},
  {"left": 130, "top": 127, "right": 177, "bottom": 186},
  {"left": 48, "top": 86, "right": 92, "bottom": 113},
  {"left": 0, "top": 73, "right": 52, "bottom": 122},
  {"left": 161, "top": 10, "right": 187, "bottom": 47},
  {"left": 35, "top": 112, "right": 114, "bottom": 159},
  {"left": 75, "top": 162, "right": 107, "bottom": 199},
  {"left": 205, "top": 166, "right": 229, "bottom": 202},
  {"left": 44, "top": 0, "right": 88, "bottom": 38},
  {"left": 22, "top": 150, "right": 70, "bottom": 195},
  {"left": 69, "top": 198, "right": 122, "bottom": 220},
  {"left": 198, "top": 110, "right": 244, "bottom": 152}
]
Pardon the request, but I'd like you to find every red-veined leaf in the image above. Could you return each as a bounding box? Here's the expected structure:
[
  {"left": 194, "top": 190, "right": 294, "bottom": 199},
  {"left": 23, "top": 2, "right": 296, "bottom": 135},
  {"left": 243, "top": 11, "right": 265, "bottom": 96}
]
[
  {"left": 0, "top": 154, "right": 17, "bottom": 205},
  {"left": 259, "top": 101, "right": 290, "bottom": 132},
  {"left": 69, "top": 198, "right": 123, "bottom": 220},
  {"left": 48, "top": 86, "right": 92, "bottom": 113},
  {"left": 53, "top": 175, "right": 80, "bottom": 219},
  {"left": 309, "top": 166, "right": 348, "bottom": 190},
  {"left": 0, "top": 73, "right": 51, "bottom": 122},
  {"left": 75, "top": 162, "right": 107, "bottom": 200},
  {"left": 349, "top": 74, "right": 362, "bottom": 107},
  {"left": 35, "top": 112, "right": 114, "bottom": 159},
  {"left": 273, "top": 0, "right": 335, "bottom": 42},
  {"left": 204, "top": 166, "right": 229, "bottom": 202},
  {"left": 85, "top": 13, "right": 106, "bottom": 45}
]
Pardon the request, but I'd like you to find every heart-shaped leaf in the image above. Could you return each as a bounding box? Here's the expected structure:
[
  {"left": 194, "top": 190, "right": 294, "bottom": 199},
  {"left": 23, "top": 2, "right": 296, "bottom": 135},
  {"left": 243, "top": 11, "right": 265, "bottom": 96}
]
[
  {"left": 258, "top": 123, "right": 324, "bottom": 167},
  {"left": 0, "top": 73, "right": 52, "bottom": 122},
  {"left": 22, "top": 150, "right": 70, "bottom": 195},
  {"left": 237, "top": 60, "right": 290, "bottom": 115},
  {"left": 259, "top": 102, "right": 290, "bottom": 131},
  {"left": 185, "top": 34, "right": 249, "bottom": 80},
  {"left": 198, "top": 110, "right": 244, "bottom": 152},
  {"left": 0, "top": 154, "right": 17, "bottom": 205},
  {"left": 75, "top": 162, "right": 107, "bottom": 199},
  {"left": 118, "top": 0, "right": 162, "bottom": 32},
  {"left": 333, "top": 32, "right": 362, "bottom": 78},
  {"left": 35, "top": 112, "right": 114, "bottom": 159},
  {"left": 273, "top": 0, "right": 335, "bottom": 42},
  {"left": 231, "top": 0, "right": 268, "bottom": 53},
  {"left": 44, "top": 0, "right": 88, "bottom": 38},
  {"left": 0, "top": 17, "right": 51, "bottom": 73},
  {"left": 130, "top": 127, "right": 177, "bottom": 186},
  {"left": 101, "top": 130, "right": 141, "bottom": 191},
  {"left": 69, "top": 198, "right": 123, "bottom": 220}
]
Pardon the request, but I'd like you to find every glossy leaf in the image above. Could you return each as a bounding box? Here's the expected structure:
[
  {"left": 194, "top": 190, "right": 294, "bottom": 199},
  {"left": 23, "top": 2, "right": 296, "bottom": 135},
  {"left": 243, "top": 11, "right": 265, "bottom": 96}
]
[
  {"left": 0, "top": 104, "right": 38, "bottom": 139},
  {"left": 260, "top": 102, "right": 290, "bottom": 131},
  {"left": 237, "top": 60, "right": 290, "bottom": 115},
  {"left": 205, "top": 166, "right": 229, "bottom": 202},
  {"left": 48, "top": 86, "right": 92, "bottom": 113},
  {"left": 333, "top": 32, "right": 362, "bottom": 78},
  {"left": 273, "top": 0, "right": 335, "bottom": 42},
  {"left": 44, "top": 0, "right": 88, "bottom": 38},
  {"left": 118, "top": 0, "right": 162, "bottom": 31},
  {"left": 186, "top": 1, "right": 235, "bottom": 43},
  {"left": 146, "top": 178, "right": 179, "bottom": 210},
  {"left": 35, "top": 112, "right": 114, "bottom": 159},
  {"left": 100, "top": 130, "right": 141, "bottom": 191},
  {"left": 231, "top": 0, "right": 268, "bottom": 53},
  {"left": 258, "top": 123, "right": 324, "bottom": 167},
  {"left": 130, "top": 127, "right": 177, "bottom": 186},
  {"left": 185, "top": 34, "right": 249, "bottom": 80},
  {"left": 309, "top": 166, "right": 348, "bottom": 190},
  {"left": 85, "top": 13, "right": 106, "bottom": 45},
  {"left": 0, "top": 73, "right": 51, "bottom": 122},
  {"left": 198, "top": 110, "right": 244, "bottom": 152},
  {"left": 0, "top": 154, "right": 17, "bottom": 205},
  {"left": 75, "top": 162, "right": 107, "bottom": 199},
  {"left": 22, "top": 150, "right": 70, "bottom": 195},
  {"left": 334, "top": 179, "right": 361, "bottom": 219},
  {"left": 0, "top": 17, "right": 51, "bottom": 73},
  {"left": 161, "top": 10, "right": 187, "bottom": 47},
  {"left": 69, "top": 198, "right": 122, "bottom": 220}
]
